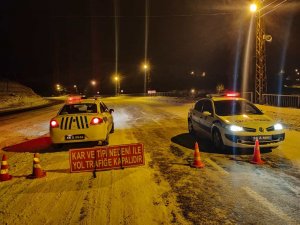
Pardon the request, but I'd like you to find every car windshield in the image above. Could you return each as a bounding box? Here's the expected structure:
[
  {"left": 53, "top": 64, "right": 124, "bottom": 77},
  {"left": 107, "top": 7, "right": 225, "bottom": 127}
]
[
  {"left": 214, "top": 100, "right": 263, "bottom": 116},
  {"left": 59, "top": 103, "right": 97, "bottom": 115}
]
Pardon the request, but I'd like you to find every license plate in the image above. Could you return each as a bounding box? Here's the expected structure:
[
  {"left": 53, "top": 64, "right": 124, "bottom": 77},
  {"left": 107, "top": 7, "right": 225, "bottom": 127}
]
[
  {"left": 254, "top": 136, "right": 272, "bottom": 141},
  {"left": 65, "top": 134, "right": 85, "bottom": 140}
]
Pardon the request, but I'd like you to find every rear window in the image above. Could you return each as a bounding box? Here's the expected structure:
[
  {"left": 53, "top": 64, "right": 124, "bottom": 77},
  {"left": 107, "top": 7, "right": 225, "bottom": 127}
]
[{"left": 59, "top": 103, "right": 97, "bottom": 115}]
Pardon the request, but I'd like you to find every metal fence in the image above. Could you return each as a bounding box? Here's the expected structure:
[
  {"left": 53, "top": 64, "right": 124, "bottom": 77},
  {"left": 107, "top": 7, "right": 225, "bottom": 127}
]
[
  {"left": 241, "top": 92, "right": 254, "bottom": 102},
  {"left": 128, "top": 92, "right": 300, "bottom": 109},
  {"left": 262, "top": 94, "right": 300, "bottom": 108}
]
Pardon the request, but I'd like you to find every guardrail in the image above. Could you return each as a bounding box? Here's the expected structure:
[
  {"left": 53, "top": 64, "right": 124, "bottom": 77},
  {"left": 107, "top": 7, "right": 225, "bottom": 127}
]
[
  {"left": 262, "top": 94, "right": 300, "bottom": 108},
  {"left": 119, "top": 92, "right": 300, "bottom": 108}
]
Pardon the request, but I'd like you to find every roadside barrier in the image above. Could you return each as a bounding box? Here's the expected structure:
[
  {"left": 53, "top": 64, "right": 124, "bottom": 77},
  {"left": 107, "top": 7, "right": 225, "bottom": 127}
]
[
  {"left": 27, "top": 153, "right": 46, "bottom": 179},
  {"left": 191, "top": 142, "right": 205, "bottom": 168},
  {"left": 0, "top": 154, "right": 13, "bottom": 182},
  {"left": 250, "top": 139, "right": 265, "bottom": 165}
]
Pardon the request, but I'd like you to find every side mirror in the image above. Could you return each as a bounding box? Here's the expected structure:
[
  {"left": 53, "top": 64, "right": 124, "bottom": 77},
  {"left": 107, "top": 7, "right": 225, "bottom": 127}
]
[
  {"left": 109, "top": 109, "right": 114, "bottom": 114},
  {"left": 203, "top": 111, "right": 212, "bottom": 117}
]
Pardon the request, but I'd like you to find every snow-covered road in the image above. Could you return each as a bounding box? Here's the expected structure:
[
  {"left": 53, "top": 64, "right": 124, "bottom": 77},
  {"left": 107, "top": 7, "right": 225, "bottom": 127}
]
[{"left": 0, "top": 96, "right": 299, "bottom": 225}]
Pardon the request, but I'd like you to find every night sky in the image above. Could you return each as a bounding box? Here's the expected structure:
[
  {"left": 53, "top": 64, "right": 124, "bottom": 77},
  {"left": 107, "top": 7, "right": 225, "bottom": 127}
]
[{"left": 0, "top": 0, "right": 299, "bottom": 95}]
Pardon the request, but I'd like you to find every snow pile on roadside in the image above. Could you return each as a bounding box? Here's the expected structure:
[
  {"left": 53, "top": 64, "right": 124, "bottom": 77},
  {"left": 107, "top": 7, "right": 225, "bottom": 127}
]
[
  {"left": 0, "top": 81, "right": 49, "bottom": 110},
  {"left": 0, "top": 93, "right": 49, "bottom": 110}
]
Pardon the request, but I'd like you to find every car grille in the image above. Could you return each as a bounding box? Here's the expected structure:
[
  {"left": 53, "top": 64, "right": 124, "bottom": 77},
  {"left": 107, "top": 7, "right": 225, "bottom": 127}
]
[
  {"left": 60, "top": 116, "right": 89, "bottom": 130},
  {"left": 243, "top": 127, "right": 256, "bottom": 132}
]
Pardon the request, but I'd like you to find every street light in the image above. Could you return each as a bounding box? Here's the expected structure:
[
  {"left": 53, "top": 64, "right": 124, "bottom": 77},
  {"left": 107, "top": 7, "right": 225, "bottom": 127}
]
[
  {"left": 250, "top": 3, "right": 257, "bottom": 12},
  {"left": 73, "top": 85, "right": 78, "bottom": 94},
  {"left": 142, "top": 62, "right": 150, "bottom": 94},
  {"left": 56, "top": 84, "right": 61, "bottom": 91},
  {"left": 114, "top": 75, "right": 120, "bottom": 95},
  {"left": 55, "top": 84, "right": 62, "bottom": 95},
  {"left": 90, "top": 80, "right": 98, "bottom": 95},
  {"left": 91, "top": 80, "right": 96, "bottom": 86}
]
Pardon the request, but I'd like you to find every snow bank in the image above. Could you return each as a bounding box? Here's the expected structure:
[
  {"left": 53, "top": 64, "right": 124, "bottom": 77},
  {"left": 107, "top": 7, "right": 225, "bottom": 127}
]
[{"left": 0, "top": 80, "right": 49, "bottom": 110}]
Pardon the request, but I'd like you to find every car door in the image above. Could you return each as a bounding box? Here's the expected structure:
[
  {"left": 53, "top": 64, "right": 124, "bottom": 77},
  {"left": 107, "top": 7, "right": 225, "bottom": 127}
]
[
  {"left": 199, "top": 100, "right": 214, "bottom": 137},
  {"left": 100, "top": 102, "right": 113, "bottom": 132},
  {"left": 190, "top": 100, "right": 204, "bottom": 133}
]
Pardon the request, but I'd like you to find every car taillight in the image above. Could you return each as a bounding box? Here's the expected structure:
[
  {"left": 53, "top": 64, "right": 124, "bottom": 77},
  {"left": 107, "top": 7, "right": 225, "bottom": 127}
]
[
  {"left": 90, "top": 117, "right": 103, "bottom": 125},
  {"left": 50, "top": 119, "right": 59, "bottom": 128},
  {"left": 66, "top": 96, "right": 82, "bottom": 104}
]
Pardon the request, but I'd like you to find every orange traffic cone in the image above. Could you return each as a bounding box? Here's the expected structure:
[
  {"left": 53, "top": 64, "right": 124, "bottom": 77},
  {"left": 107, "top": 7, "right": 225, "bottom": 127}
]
[
  {"left": 191, "top": 142, "right": 205, "bottom": 168},
  {"left": 27, "top": 153, "right": 46, "bottom": 179},
  {"left": 250, "top": 138, "right": 265, "bottom": 165},
  {"left": 0, "top": 154, "right": 13, "bottom": 182}
]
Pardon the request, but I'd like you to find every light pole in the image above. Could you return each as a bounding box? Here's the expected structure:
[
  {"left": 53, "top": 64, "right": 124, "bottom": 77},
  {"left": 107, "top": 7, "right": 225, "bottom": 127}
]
[
  {"left": 142, "top": 62, "right": 150, "bottom": 94},
  {"left": 90, "top": 80, "right": 97, "bottom": 95},
  {"left": 114, "top": 75, "right": 119, "bottom": 96},
  {"left": 73, "top": 85, "right": 78, "bottom": 94},
  {"left": 56, "top": 84, "right": 62, "bottom": 95}
]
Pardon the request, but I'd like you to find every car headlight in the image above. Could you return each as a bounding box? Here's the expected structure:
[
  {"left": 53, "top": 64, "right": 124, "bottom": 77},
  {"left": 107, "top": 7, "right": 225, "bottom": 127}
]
[
  {"left": 228, "top": 125, "right": 244, "bottom": 132},
  {"left": 274, "top": 123, "right": 283, "bottom": 130}
]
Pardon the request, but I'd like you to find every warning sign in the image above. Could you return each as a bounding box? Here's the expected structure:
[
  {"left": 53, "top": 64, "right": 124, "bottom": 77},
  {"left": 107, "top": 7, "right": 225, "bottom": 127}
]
[{"left": 69, "top": 143, "right": 144, "bottom": 173}]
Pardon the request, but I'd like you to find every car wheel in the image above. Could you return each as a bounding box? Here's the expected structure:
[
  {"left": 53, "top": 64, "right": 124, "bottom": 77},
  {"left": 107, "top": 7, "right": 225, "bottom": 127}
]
[
  {"left": 102, "top": 134, "right": 109, "bottom": 146},
  {"left": 212, "top": 129, "right": 224, "bottom": 151},
  {"left": 188, "top": 119, "right": 195, "bottom": 134}
]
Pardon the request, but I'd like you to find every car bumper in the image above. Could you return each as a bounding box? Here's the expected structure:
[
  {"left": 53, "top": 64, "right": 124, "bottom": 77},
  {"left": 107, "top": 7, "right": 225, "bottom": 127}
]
[
  {"left": 50, "top": 126, "right": 107, "bottom": 144},
  {"left": 222, "top": 132, "right": 285, "bottom": 148}
]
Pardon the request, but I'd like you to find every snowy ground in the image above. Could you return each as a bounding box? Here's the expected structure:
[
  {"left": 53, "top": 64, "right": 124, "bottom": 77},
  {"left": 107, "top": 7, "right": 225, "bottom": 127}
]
[{"left": 0, "top": 95, "right": 299, "bottom": 225}]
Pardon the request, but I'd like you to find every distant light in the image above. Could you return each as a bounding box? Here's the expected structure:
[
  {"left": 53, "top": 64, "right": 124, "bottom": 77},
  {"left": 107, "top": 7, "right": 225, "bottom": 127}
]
[
  {"left": 142, "top": 62, "right": 150, "bottom": 71},
  {"left": 295, "top": 69, "right": 298, "bottom": 72},
  {"left": 201, "top": 72, "right": 206, "bottom": 77},
  {"left": 191, "top": 89, "right": 195, "bottom": 94},
  {"left": 91, "top": 80, "right": 96, "bottom": 86},
  {"left": 114, "top": 76, "right": 119, "bottom": 81},
  {"left": 56, "top": 84, "right": 61, "bottom": 91},
  {"left": 190, "top": 71, "right": 195, "bottom": 75},
  {"left": 250, "top": 3, "right": 257, "bottom": 12}
]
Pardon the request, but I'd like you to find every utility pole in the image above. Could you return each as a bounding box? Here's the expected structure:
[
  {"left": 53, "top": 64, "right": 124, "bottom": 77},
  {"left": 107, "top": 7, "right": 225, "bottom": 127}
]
[
  {"left": 251, "top": 0, "right": 286, "bottom": 103},
  {"left": 255, "top": 8, "right": 267, "bottom": 104}
]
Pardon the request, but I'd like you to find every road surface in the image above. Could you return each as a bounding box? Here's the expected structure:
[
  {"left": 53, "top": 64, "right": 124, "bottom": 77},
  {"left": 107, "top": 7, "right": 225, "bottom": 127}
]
[{"left": 0, "top": 96, "right": 299, "bottom": 225}]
